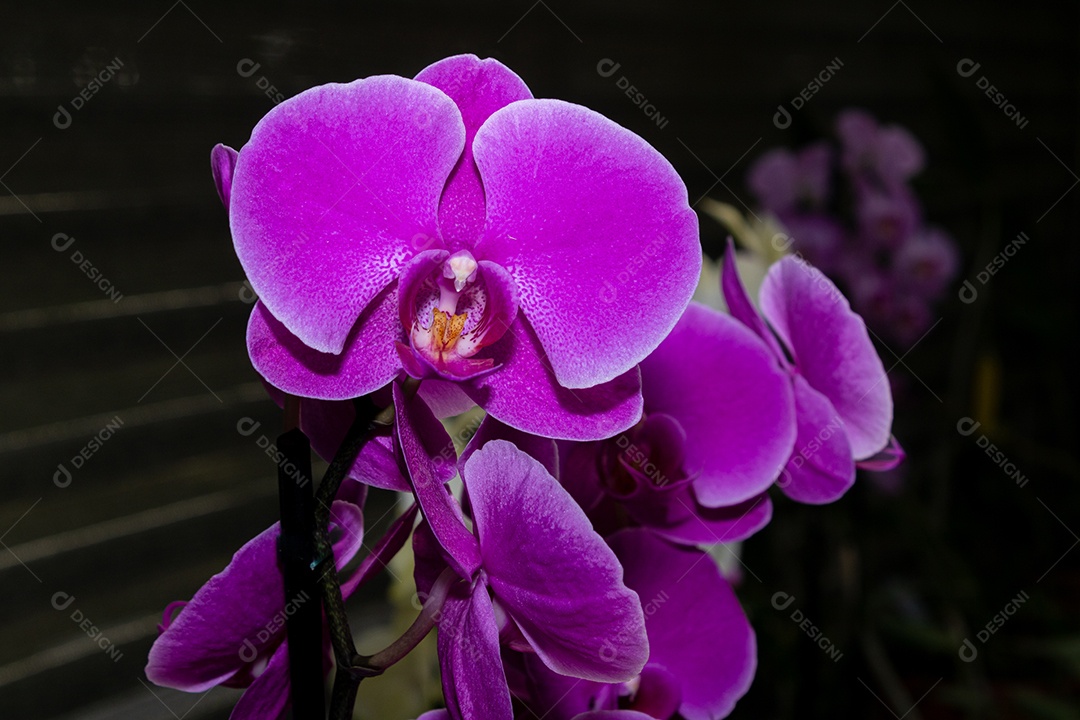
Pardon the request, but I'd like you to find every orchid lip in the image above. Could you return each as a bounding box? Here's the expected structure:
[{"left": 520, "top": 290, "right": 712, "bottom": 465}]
[{"left": 403, "top": 250, "right": 516, "bottom": 381}]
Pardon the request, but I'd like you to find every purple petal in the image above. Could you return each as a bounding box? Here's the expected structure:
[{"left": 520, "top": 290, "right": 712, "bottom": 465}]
[
  {"left": 474, "top": 98, "right": 701, "bottom": 389},
  {"left": 464, "top": 316, "right": 643, "bottom": 441},
  {"left": 418, "top": 378, "right": 477, "bottom": 418},
  {"left": 759, "top": 256, "right": 893, "bottom": 460},
  {"left": 146, "top": 501, "right": 364, "bottom": 692},
  {"left": 777, "top": 376, "right": 856, "bottom": 504},
  {"left": 512, "top": 651, "right": 607, "bottom": 718},
  {"left": 631, "top": 664, "right": 682, "bottom": 719},
  {"left": 393, "top": 383, "right": 482, "bottom": 579},
  {"left": 465, "top": 440, "right": 648, "bottom": 682},
  {"left": 622, "top": 483, "right": 773, "bottom": 546},
  {"left": 230, "top": 75, "right": 464, "bottom": 355},
  {"left": 247, "top": 285, "right": 403, "bottom": 400},
  {"left": 610, "top": 529, "right": 755, "bottom": 720},
  {"left": 228, "top": 642, "right": 290, "bottom": 720},
  {"left": 720, "top": 241, "right": 787, "bottom": 363},
  {"left": 640, "top": 302, "right": 795, "bottom": 507},
  {"left": 460, "top": 414, "right": 559, "bottom": 481},
  {"left": 261, "top": 383, "right": 409, "bottom": 492},
  {"left": 211, "top": 144, "right": 238, "bottom": 210},
  {"left": 857, "top": 434, "right": 905, "bottom": 472},
  {"left": 558, "top": 441, "right": 607, "bottom": 512},
  {"left": 438, "top": 586, "right": 513, "bottom": 720},
  {"left": 574, "top": 713, "right": 655, "bottom": 720},
  {"left": 415, "top": 54, "right": 532, "bottom": 248}
]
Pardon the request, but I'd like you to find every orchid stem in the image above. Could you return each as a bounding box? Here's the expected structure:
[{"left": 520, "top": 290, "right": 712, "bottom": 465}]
[
  {"left": 366, "top": 567, "right": 458, "bottom": 670},
  {"left": 313, "top": 395, "right": 391, "bottom": 719},
  {"left": 276, "top": 428, "right": 324, "bottom": 720}
]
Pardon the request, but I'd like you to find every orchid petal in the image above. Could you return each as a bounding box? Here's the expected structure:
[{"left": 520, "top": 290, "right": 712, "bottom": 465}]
[
  {"left": 610, "top": 529, "right": 755, "bottom": 720},
  {"left": 394, "top": 383, "right": 481, "bottom": 579},
  {"left": 464, "top": 317, "right": 642, "bottom": 441},
  {"left": 466, "top": 440, "right": 648, "bottom": 682},
  {"left": 230, "top": 75, "right": 464, "bottom": 355},
  {"left": 857, "top": 434, "right": 906, "bottom": 471},
  {"left": 631, "top": 664, "right": 682, "bottom": 720},
  {"left": 461, "top": 414, "right": 559, "bottom": 481},
  {"left": 228, "top": 642, "right": 290, "bottom": 720},
  {"left": 640, "top": 302, "right": 795, "bottom": 506},
  {"left": 146, "top": 501, "right": 363, "bottom": 691},
  {"left": 261, "top": 384, "right": 409, "bottom": 492},
  {"left": 438, "top": 586, "right": 513, "bottom": 720},
  {"left": 777, "top": 376, "right": 856, "bottom": 504},
  {"left": 418, "top": 379, "right": 477, "bottom": 418},
  {"left": 720, "top": 240, "right": 788, "bottom": 362},
  {"left": 622, "top": 485, "right": 773, "bottom": 546},
  {"left": 474, "top": 98, "right": 700, "bottom": 389},
  {"left": 759, "top": 256, "right": 892, "bottom": 459},
  {"left": 415, "top": 54, "right": 532, "bottom": 247},
  {"left": 211, "top": 144, "right": 238, "bottom": 210},
  {"left": 247, "top": 284, "right": 402, "bottom": 400}
]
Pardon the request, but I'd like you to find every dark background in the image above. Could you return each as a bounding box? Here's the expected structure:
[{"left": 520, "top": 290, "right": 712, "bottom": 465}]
[{"left": 1, "top": 2, "right": 1077, "bottom": 718}]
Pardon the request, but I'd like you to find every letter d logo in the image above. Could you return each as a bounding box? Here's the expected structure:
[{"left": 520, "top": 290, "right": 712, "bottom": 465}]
[
  {"left": 53, "top": 105, "right": 72, "bottom": 130},
  {"left": 54, "top": 463, "right": 73, "bottom": 488},
  {"left": 773, "top": 104, "right": 792, "bottom": 129}
]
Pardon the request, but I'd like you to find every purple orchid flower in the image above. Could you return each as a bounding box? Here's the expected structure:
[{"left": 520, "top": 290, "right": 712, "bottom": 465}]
[
  {"left": 560, "top": 301, "right": 796, "bottom": 545},
  {"left": 411, "top": 438, "right": 649, "bottom": 720},
  {"left": 145, "top": 501, "right": 365, "bottom": 719},
  {"left": 746, "top": 142, "right": 833, "bottom": 216},
  {"left": 836, "top": 108, "right": 925, "bottom": 186},
  {"left": 894, "top": 225, "right": 959, "bottom": 300},
  {"left": 509, "top": 528, "right": 755, "bottom": 720},
  {"left": 213, "top": 54, "right": 701, "bottom": 441},
  {"left": 853, "top": 181, "right": 922, "bottom": 251},
  {"left": 722, "top": 242, "right": 898, "bottom": 503}
]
